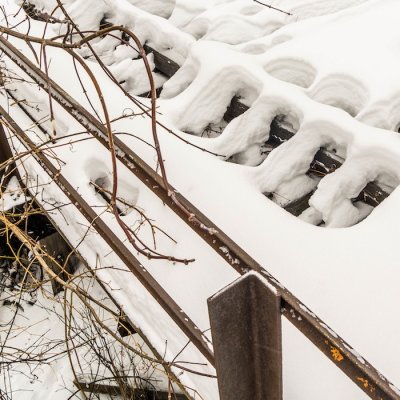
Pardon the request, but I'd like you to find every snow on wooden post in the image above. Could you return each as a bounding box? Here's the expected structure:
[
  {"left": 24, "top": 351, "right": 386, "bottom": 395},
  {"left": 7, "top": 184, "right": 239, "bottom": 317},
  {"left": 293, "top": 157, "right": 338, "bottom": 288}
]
[{"left": 208, "top": 271, "right": 282, "bottom": 400}]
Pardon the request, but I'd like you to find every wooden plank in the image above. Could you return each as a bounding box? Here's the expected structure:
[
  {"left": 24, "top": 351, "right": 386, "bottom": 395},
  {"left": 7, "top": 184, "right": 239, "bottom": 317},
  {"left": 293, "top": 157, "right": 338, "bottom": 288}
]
[
  {"left": 38, "top": 232, "right": 79, "bottom": 295},
  {"left": 284, "top": 192, "right": 313, "bottom": 217},
  {"left": 117, "top": 309, "right": 137, "bottom": 337},
  {"left": 74, "top": 380, "right": 187, "bottom": 399},
  {"left": 144, "top": 45, "right": 180, "bottom": 78},
  {"left": 223, "top": 96, "right": 250, "bottom": 123},
  {"left": 0, "top": 120, "right": 17, "bottom": 192}
]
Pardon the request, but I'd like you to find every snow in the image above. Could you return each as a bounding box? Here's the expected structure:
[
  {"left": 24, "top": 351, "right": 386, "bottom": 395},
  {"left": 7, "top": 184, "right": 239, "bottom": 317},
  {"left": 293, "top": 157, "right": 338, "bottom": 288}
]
[
  {"left": 0, "top": 176, "right": 27, "bottom": 210},
  {"left": 1, "top": 0, "right": 400, "bottom": 399}
]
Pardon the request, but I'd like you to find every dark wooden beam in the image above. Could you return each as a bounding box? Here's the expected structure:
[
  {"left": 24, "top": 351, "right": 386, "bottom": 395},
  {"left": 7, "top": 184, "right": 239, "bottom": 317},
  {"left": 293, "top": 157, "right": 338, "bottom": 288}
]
[
  {"left": 223, "top": 96, "right": 250, "bottom": 123},
  {"left": 144, "top": 45, "right": 180, "bottom": 79},
  {"left": 74, "top": 380, "right": 187, "bottom": 399},
  {"left": 283, "top": 192, "right": 313, "bottom": 217},
  {"left": 117, "top": 309, "right": 137, "bottom": 337},
  {"left": 38, "top": 232, "right": 78, "bottom": 295}
]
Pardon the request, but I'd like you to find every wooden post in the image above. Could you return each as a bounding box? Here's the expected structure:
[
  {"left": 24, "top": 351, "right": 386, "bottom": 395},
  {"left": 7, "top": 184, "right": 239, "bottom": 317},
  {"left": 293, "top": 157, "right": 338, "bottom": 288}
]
[{"left": 208, "top": 272, "right": 283, "bottom": 400}]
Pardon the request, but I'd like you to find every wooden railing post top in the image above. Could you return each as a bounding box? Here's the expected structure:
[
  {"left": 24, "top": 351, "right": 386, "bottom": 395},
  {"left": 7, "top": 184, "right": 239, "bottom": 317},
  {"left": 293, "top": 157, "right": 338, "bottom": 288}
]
[{"left": 208, "top": 270, "right": 281, "bottom": 305}]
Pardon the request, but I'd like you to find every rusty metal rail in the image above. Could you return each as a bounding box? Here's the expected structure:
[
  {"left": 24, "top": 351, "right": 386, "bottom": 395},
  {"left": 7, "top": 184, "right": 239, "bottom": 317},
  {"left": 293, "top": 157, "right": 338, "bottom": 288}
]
[{"left": 0, "top": 35, "right": 399, "bottom": 399}]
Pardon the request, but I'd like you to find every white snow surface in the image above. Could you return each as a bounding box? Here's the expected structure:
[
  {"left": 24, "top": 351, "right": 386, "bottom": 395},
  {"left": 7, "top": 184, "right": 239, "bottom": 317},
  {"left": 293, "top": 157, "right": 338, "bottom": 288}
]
[{"left": 1, "top": 0, "right": 400, "bottom": 399}]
